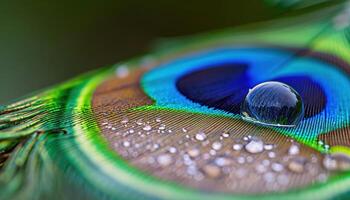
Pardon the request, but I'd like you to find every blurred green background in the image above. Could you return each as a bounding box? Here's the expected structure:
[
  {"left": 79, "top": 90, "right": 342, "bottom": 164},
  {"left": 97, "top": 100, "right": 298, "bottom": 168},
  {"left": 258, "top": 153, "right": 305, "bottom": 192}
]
[{"left": 0, "top": 1, "right": 282, "bottom": 104}]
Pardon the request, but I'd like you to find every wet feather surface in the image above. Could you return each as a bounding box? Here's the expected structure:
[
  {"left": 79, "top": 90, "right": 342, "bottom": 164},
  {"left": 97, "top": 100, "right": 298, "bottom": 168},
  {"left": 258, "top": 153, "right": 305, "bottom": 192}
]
[{"left": 1, "top": 2, "right": 350, "bottom": 200}]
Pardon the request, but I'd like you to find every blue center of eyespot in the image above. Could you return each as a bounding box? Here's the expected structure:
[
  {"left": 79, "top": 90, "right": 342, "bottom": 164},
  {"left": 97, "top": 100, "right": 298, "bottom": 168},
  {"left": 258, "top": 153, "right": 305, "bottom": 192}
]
[{"left": 176, "top": 63, "right": 325, "bottom": 119}]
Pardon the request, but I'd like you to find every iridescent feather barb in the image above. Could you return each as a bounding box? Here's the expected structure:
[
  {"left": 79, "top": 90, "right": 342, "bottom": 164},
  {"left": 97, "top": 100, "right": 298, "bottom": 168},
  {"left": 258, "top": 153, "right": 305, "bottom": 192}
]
[{"left": 2, "top": 2, "right": 350, "bottom": 200}]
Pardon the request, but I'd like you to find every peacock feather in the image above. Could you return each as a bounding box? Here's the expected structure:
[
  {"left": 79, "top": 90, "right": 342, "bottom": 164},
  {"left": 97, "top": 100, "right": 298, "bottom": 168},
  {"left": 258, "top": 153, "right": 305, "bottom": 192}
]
[{"left": 1, "top": 1, "right": 350, "bottom": 200}]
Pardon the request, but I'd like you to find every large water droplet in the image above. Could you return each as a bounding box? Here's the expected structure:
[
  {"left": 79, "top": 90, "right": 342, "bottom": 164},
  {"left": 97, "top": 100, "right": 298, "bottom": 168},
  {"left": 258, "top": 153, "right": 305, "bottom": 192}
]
[{"left": 240, "top": 81, "right": 304, "bottom": 127}]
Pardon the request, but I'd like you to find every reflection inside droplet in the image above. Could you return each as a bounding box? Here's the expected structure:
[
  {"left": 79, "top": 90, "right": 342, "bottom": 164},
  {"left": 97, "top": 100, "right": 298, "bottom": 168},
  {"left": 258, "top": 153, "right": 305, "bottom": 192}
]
[{"left": 240, "top": 81, "right": 304, "bottom": 127}]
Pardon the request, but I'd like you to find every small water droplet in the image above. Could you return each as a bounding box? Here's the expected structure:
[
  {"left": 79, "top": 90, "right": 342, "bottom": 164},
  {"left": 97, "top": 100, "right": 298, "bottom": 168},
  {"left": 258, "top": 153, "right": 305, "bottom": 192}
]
[
  {"left": 158, "top": 124, "right": 166, "bottom": 130},
  {"left": 233, "top": 144, "right": 243, "bottom": 151},
  {"left": 245, "top": 138, "right": 264, "bottom": 154},
  {"left": 155, "top": 117, "right": 162, "bottom": 123},
  {"left": 195, "top": 131, "right": 207, "bottom": 141},
  {"left": 186, "top": 165, "right": 198, "bottom": 176},
  {"left": 324, "top": 144, "right": 330, "bottom": 152},
  {"left": 288, "top": 157, "right": 306, "bottom": 173},
  {"left": 209, "top": 149, "right": 216, "bottom": 156},
  {"left": 152, "top": 143, "right": 160, "bottom": 150},
  {"left": 271, "top": 162, "right": 284, "bottom": 172},
  {"left": 288, "top": 144, "right": 300, "bottom": 155},
  {"left": 143, "top": 125, "right": 152, "bottom": 131},
  {"left": 214, "top": 157, "right": 231, "bottom": 166},
  {"left": 168, "top": 147, "right": 177, "bottom": 154},
  {"left": 222, "top": 131, "right": 230, "bottom": 138},
  {"left": 237, "top": 156, "right": 245, "bottom": 164},
  {"left": 264, "top": 144, "right": 274, "bottom": 150},
  {"left": 202, "top": 165, "right": 221, "bottom": 178},
  {"left": 323, "top": 155, "right": 337, "bottom": 170},
  {"left": 157, "top": 154, "right": 172, "bottom": 167},
  {"left": 212, "top": 141, "right": 222, "bottom": 150},
  {"left": 121, "top": 117, "right": 129, "bottom": 124},
  {"left": 136, "top": 119, "right": 144, "bottom": 125},
  {"left": 243, "top": 135, "right": 251, "bottom": 141},
  {"left": 188, "top": 148, "right": 200, "bottom": 158},
  {"left": 102, "top": 122, "right": 108, "bottom": 125},
  {"left": 268, "top": 152, "right": 276, "bottom": 158},
  {"left": 123, "top": 141, "right": 130, "bottom": 147},
  {"left": 240, "top": 81, "right": 304, "bottom": 127}
]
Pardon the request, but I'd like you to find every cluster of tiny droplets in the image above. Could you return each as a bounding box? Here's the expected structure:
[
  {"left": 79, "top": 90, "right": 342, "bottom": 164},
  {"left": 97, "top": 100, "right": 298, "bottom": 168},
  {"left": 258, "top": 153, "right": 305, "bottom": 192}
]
[{"left": 99, "top": 114, "right": 350, "bottom": 193}]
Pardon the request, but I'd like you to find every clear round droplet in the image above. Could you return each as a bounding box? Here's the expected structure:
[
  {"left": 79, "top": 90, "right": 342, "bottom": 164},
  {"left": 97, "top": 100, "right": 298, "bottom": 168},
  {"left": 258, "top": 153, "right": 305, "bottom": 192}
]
[
  {"left": 195, "top": 131, "right": 207, "bottom": 141},
  {"left": 245, "top": 138, "right": 264, "bottom": 154},
  {"left": 240, "top": 81, "right": 304, "bottom": 127}
]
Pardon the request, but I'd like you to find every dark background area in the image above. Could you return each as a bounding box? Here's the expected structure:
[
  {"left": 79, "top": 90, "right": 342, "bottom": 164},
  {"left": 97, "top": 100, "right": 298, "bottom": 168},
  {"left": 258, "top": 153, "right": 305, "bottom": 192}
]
[{"left": 0, "top": 1, "right": 282, "bottom": 104}]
